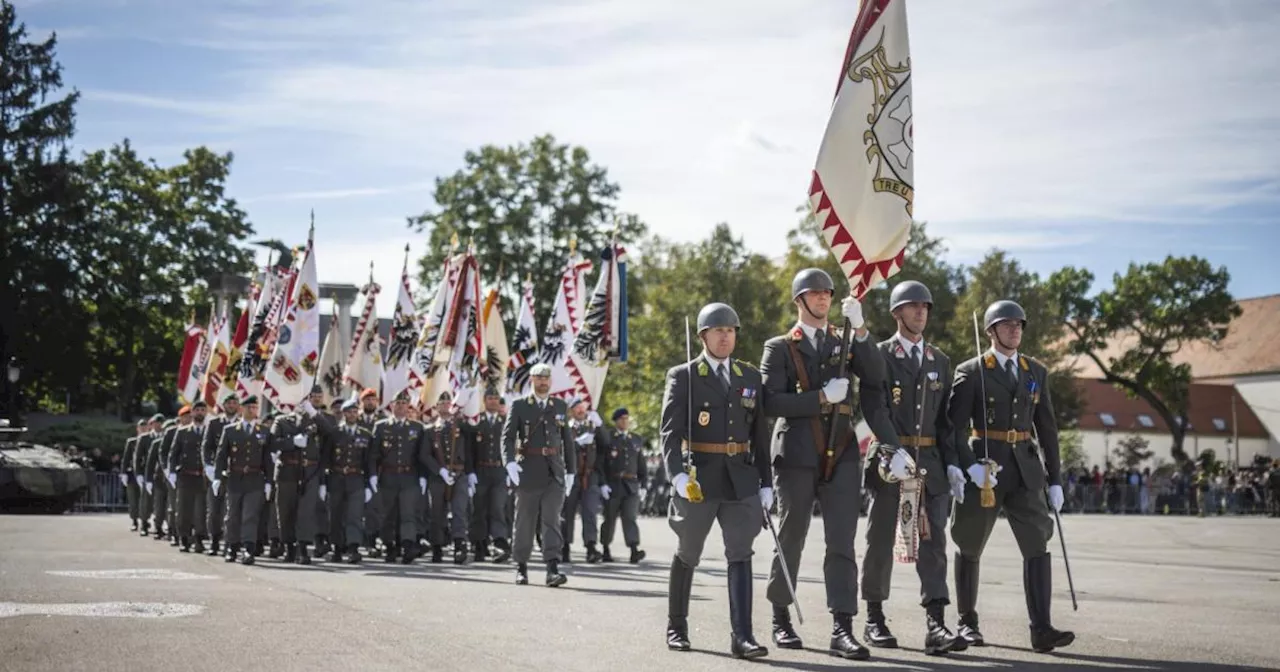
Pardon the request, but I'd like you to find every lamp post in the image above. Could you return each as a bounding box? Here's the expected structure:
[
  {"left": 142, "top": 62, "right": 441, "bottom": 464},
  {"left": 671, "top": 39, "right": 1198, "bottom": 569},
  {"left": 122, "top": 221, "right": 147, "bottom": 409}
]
[{"left": 6, "top": 357, "right": 19, "bottom": 427}]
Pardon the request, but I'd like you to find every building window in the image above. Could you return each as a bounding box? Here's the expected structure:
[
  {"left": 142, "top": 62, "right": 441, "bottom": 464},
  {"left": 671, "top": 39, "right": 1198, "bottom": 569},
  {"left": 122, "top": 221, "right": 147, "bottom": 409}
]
[
  {"left": 1137, "top": 414, "right": 1155, "bottom": 428},
  {"left": 1098, "top": 413, "right": 1116, "bottom": 427},
  {"left": 1212, "top": 418, "right": 1227, "bottom": 431},
  {"left": 1174, "top": 415, "right": 1193, "bottom": 430}
]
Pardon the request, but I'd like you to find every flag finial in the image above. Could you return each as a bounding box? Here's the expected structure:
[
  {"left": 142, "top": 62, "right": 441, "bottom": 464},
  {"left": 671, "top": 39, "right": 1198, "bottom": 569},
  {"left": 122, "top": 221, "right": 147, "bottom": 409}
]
[
  {"left": 368, "top": 260, "right": 375, "bottom": 284},
  {"left": 450, "top": 232, "right": 459, "bottom": 250},
  {"left": 402, "top": 244, "right": 410, "bottom": 270},
  {"left": 569, "top": 233, "right": 577, "bottom": 255}
]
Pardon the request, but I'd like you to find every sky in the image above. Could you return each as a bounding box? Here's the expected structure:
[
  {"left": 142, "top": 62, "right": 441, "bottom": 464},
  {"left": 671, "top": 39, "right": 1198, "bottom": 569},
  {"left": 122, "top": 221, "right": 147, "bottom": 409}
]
[{"left": 15, "top": 0, "right": 1280, "bottom": 318}]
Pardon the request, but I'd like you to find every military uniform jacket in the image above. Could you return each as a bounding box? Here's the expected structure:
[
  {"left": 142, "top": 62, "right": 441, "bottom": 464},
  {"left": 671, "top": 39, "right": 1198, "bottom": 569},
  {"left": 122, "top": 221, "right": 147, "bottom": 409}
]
[
  {"left": 167, "top": 422, "right": 210, "bottom": 476},
  {"left": 201, "top": 415, "right": 235, "bottom": 468},
  {"left": 427, "top": 418, "right": 474, "bottom": 477},
  {"left": 356, "top": 411, "right": 384, "bottom": 434},
  {"left": 760, "top": 324, "right": 898, "bottom": 470},
  {"left": 501, "top": 396, "right": 576, "bottom": 489},
  {"left": 567, "top": 420, "right": 602, "bottom": 489},
  {"left": 371, "top": 418, "right": 426, "bottom": 478},
  {"left": 660, "top": 355, "right": 771, "bottom": 501},
  {"left": 470, "top": 413, "right": 507, "bottom": 478},
  {"left": 601, "top": 428, "right": 648, "bottom": 497},
  {"left": 949, "top": 350, "right": 1061, "bottom": 488},
  {"left": 122, "top": 437, "right": 138, "bottom": 476},
  {"left": 874, "top": 337, "right": 957, "bottom": 496},
  {"left": 214, "top": 420, "right": 273, "bottom": 480},
  {"left": 131, "top": 431, "right": 157, "bottom": 476},
  {"left": 147, "top": 424, "right": 179, "bottom": 480},
  {"left": 326, "top": 422, "right": 375, "bottom": 481},
  {"left": 271, "top": 412, "right": 334, "bottom": 484}
]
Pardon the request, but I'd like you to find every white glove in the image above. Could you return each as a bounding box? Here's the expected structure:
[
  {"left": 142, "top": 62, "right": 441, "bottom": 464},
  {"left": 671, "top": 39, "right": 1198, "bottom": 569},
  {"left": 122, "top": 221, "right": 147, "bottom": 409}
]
[
  {"left": 639, "top": 487, "right": 647, "bottom": 499},
  {"left": 505, "top": 461, "right": 522, "bottom": 487},
  {"left": 841, "top": 296, "right": 865, "bottom": 328},
  {"left": 166, "top": 472, "right": 176, "bottom": 488},
  {"left": 1048, "top": 484, "right": 1064, "bottom": 513},
  {"left": 212, "top": 479, "right": 221, "bottom": 496},
  {"left": 271, "top": 451, "right": 281, "bottom": 463},
  {"left": 145, "top": 481, "right": 153, "bottom": 494},
  {"left": 135, "top": 474, "right": 145, "bottom": 486},
  {"left": 947, "top": 465, "right": 966, "bottom": 502},
  {"left": 966, "top": 462, "right": 1001, "bottom": 489},
  {"left": 364, "top": 487, "right": 373, "bottom": 503},
  {"left": 672, "top": 473, "right": 690, "bottom": 500},
  {"left": 587, "top": 410, "right": 603, "bottom": 427},
  {"left": 564, "top": 477, "right": 574, "bottom": 496},
  {"left": 203, "top": 465, "right": 215, "bottom": 482},
  {"left": 119, "top": 473, "right": 128, "bottom": 486},
  {"left": 575, "top": 432, "right": 595, "bottom": 446},
  {"left": 438, "top": 468, "right": 455, "bottom": 486},
  {"left": 758, "top": 487, "right": 774, "bottom": 511},
  {"left": 300, "top": 400, "right": 317, "bottom": 417},
  {"left": 419, "top": 477, "right": 427, "bottom": 495},
  {"left": 369, "top": 475, "right": 379, "bottom": 493},
  {"left": 889, "top": 449, "right": 911, "bottom": 481},
  {"left": 467, "top": 473, "right": 478, "bottom": 488},
  {"left": 821, "top": 378, "right": 849, "bottom": 404},
  {"left": 292, "top": 433, "right": 307, "bottom": 448},
  {"left": 600, "top": 484, "right": 612, "bottom": 501},
  {"left": 318, "top": 484, "right": 327, "bottom": 502},
  {"left": 265, "top": 483, "right": 273, "bottom": 498},
  {"left": 467, "top": 483, "right": 476, "bottom": 498}
]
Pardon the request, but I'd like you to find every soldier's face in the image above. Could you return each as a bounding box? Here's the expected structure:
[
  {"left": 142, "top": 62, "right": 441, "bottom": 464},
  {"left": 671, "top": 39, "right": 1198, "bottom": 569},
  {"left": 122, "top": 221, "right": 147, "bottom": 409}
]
[
  {"left": 616, "top": 416, "right": 630, "bottom": 431},
  {"left": 797, "top": 289, "right": 833, "bottom": 317},
  {"left": 991, "top": 320, "right": 1023, "bottom": 350},
  {"left": 179, "top": 415, "right": 192, "bottom": 426},
  {"left": 310, "top": 392, "right": 324, "bottom": 407},
  {"left": 224, "top": 401, "right": 240, "bottom": 416},
  {"left": 343, "top": 409, "right": 358, "bottom": 423},
  {"left": 702, "top": 327, "right": 736, "bottom": 360},
  {"left": 435, "top": 400, "right": 450, "bottom": 417},
  {"left": 569, "top": 403, "right": 586, "bottom": 420},
  {"left": 193, "top": 409, "right": 207, "bottom": 422},
  {"left": 485, "top": 396, "right": 501, "bottom": 412},
  {"left": 894, "top": 302, "right": 929, "bottom": 335},
  {"left": 407, "top": 407, "right": 421, "bottom": 421},
  {"left": 149, "top": 421, "right": 161, "bottom": 433},
  {"left": 242, "top": 404, "right": 259, "bottom": 420},
  {"left": 393, "top": 401, "right": 408, "bottom": 419},
  {"left": 532, "top": 375, "right": 551, "bottom": 396},
  {"left": 362, "top": 399, "right": 378, "bottom": 413}
]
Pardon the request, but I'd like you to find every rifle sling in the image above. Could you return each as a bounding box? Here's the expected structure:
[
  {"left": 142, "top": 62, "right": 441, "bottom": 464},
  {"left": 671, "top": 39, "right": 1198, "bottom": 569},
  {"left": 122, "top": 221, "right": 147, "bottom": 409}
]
[{"left": 785, "top": 339, "right": 832, "bottom": 480}]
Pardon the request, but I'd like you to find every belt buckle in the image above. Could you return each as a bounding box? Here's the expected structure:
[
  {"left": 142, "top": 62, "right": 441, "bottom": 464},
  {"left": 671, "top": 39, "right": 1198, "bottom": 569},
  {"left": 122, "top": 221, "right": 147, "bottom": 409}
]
[{"left": 1005, "top": 429, "right": 1018, "bottom": 444}]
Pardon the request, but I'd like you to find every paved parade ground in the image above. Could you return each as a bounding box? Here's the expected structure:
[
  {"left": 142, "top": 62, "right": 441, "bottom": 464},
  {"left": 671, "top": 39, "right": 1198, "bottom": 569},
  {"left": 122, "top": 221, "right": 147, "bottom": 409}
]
[{"left": 1, "top": 513, "right": 1277, "bottom": 672}]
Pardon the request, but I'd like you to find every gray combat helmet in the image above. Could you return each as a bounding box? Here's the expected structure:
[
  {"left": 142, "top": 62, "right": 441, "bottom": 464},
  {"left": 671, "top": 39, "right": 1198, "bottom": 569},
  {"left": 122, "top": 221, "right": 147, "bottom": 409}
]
[
  {"left": 696, "top": 302, "right": 740, "bottom": 333},
  {"left": 983, "top": 300, "right": 1027, "bottom": 330},
  {"left": 889, "top": 280, "right": 933, "bottom": 312},
  {"left": 791, "top": 268, "right": 835, "bottom": 301}
]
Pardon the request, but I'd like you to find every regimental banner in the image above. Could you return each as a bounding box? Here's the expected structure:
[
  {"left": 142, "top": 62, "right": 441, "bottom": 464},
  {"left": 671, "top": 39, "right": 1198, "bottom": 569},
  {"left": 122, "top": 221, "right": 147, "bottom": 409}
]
[{"left": 264, "top": 227, "right": 320, "bottom": 409}]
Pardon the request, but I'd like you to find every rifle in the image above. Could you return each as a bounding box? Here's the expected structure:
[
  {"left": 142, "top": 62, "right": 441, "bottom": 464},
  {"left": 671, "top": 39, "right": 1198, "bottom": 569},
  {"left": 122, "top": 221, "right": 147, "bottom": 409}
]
[
  {"left": 822, "top": 319, "right": 854, "bottom": 482},
  {"left": 970, "top": 311, "right": 997, "bottom": 508}
]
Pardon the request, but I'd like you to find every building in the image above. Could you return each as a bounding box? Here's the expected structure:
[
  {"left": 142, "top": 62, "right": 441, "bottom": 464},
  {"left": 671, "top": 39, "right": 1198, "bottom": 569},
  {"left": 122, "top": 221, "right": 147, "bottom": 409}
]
[{"left": 1070, "top": 294, "right": 1280, "bottom": 469}]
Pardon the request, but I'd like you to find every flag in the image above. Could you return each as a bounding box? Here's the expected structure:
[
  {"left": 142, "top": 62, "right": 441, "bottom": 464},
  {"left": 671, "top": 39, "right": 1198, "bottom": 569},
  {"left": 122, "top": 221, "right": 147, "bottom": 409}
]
[
  {"left": 571, "top": 242, "right": 628, "bottom": 406},
  {"left": 542, "top": 250, "right": 593, "bottom": 403},
  {"left": 344, "top": 269, "right": 384, "bottom": 395},
  {"left": 316, "top": 309, "right": 345, "bottom": 407},
  {"left": 809, "top": 0, "right": 914, "bottom": 298},
  {"left": 182, "top": 313, "right": 211, "bottom": 406},
  {"left": 264, "top": 226, "right": 321, "bottom": 409},
  {"left": 238, "top": 265, "right": 286, "bottom": 400},
  {"left": 381, "top": 250, "right": 419, "bottom": 409},
  {"left": 506, "top": 279, "right": 539, "bottom": 399},
  {"left": 224, "top": 299, "right": 251, "bottom": 404},
  {"left": 201, "top": 305, "right": 231, "bottom": 407},
  {"left": 482, "top": 287, "right": 510, "bottom": 392},
  {"left": 176, "top": 311, "right": 204, "bottom": 403}
]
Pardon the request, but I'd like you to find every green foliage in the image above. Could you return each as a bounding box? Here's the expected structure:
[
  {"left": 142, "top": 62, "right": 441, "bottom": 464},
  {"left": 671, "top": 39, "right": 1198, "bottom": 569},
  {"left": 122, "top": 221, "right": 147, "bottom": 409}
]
[
  {"left": 1058, "top": 428, "right": 1087, "bottom": 472},
  {"left": 1112, "top": 434, "right": 1154, "bottom": 470},
  {"left": 1050, "top": 255, "right": 1240, "bottom": 463},
  {"left": 27, "top": 418, "right": 135, "bottom": 457},
  {"left": 1196, "top": 448, "right": 1222, "bottom": 476}
]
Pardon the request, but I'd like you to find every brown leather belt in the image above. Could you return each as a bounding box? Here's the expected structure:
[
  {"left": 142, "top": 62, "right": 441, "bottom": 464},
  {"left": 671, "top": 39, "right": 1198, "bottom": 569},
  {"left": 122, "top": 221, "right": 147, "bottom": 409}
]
[
  {"left": 180, "top": 469, "right": 202, "bottom": 476},
  {"left": 819, "top": 403, "right": 854, "bottom": 416},
  {"left": 279, "top": 455, "right": 301, "bottom": 465},
  {"left": 381, "top": 465, "right": 414, "bottom": 474},
  {"left": 336, "top": 466, "right": 362, "bottom": 475},
  {"left": 899, "top": 436, "right": 936, "bottom": 448},
  {"left": 972, "top": 429, "right": 1032, "bottom": 444},
  {"left": 303, "top": 459, "right": 318, "bottom": 467},
  {"left": 524, "top": 447, "right": 561, "bottom": 457},
  {"left": 689, "top": 441, "right": 750, "bottom": 455},
  {"left": 478, "top": 460, "right": 504, "bottom": 468},
  {"left": 620, "top": 472, "right": 637, "bottom": 480}
]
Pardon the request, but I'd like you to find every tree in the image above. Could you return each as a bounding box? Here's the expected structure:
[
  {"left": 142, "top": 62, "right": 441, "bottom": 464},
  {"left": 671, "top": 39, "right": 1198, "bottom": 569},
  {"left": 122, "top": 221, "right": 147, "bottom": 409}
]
[
  {"left": 953, "top": 250, "right": 1084, "bottom": 430},
  {"left": 406, "top": 134, "right": 646, "bottom": 316},
  {"left": 0, "top": 1, "right": 90, "bottom": 416},
  {"left": 1049, "top": 256, "right": 1240, "bottom": 463},
  {"left": 1112, "top": 434, "right": 1153, "bottom": 470},
  {"left": 1059, "top": 428, "right": 1087, "bottom": 473}
]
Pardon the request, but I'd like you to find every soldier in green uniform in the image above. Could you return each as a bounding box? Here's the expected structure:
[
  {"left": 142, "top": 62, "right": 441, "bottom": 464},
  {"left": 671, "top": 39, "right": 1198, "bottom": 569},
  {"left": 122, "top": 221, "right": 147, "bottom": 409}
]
[
  {"left": 270, "top": 386, "right": 333, "bottom": 564},
  {"left": 424, "top": 390, "right": 474, "bottom": 564},
  {"left": 502, "top": 363, "right": 576, "bottom": 587},
  {"left": 202, "top": 394, "right": 240, "bottom": 557},
  {"left": 560, "top": 397, "right": 604, "bottom": 563},
  {"left": 132, "top": 415, "right": 162, "bottom": 536},
  {"left": 600, "top": 407, "right": 648, "bottom": 564},
  {"left": 325, "top": 399, "right": 376, "bottom": 563},
  {"left": 858, "top": 281, "right": 966, "bottom": 655},
  {"left": 469, "top": 387, "right": 511, "bottom": 563},
  {"left": 370, "top": 390, "right": 428, "bottom": 564},
  {"left": 147, "top": 415, "right": 180, "bottom": 542},
  {"left": 355, "top": 388, "right": 387, "bottom": 555},
  {"left": 761, "top": 268, "right": 897, "bottom": 660},
  {"left": 948, "top": 300, "right": 1074, "bottom": 653},
  {"left": 213, "top": 396, "right": 273, "bottom": 565},
  {"left": 661, "top": 302, "right": 771, "bottom": 658},
  {"left": 121, "top": 420, "right": 147, "bottom": 532},
  {"left": 167, "top": 401, "right": 211, "bottom": 553}
]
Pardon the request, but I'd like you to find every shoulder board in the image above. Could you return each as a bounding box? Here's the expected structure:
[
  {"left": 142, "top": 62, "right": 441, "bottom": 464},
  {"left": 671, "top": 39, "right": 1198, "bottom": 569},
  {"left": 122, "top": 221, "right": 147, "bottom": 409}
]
[
  {"left": 1021, "top": 354, "right": 1043, "bottom": 371},
  {"left": 732, "top": 359, "right": 758, "bottom": 374}
]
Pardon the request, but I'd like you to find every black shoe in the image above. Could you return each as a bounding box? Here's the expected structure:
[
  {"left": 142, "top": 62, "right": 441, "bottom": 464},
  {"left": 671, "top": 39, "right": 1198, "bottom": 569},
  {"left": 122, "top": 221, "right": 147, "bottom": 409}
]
[
  {"left": 170, "top": 535, "right": 181, "bottom": 547},
  {"left": 241, "top": 543, "right": 256, "bottom": 566},
  {"left": 130, "top": 520, "right": 139, "bottom": 531},
  {"left": 492, "top": 538, "right": 512, "bottom": 564},
  {"left": 224, "top": 544, "right": 239, "bottom": 563},
  {"left": 402, "top": 540, "right": 421, "bottom": 565},
  {"left": 830, "top": 612, "right": 870, "bottom": 660},
  {"left": 431, "top": 545, "right": 444, "bottom": 564},
  {"left": 585, "top": 542, "right": 603, "bottom": 563},
  {"left": 313, "top": 537, "right": 330, "bottom": 558},
  {"left": 192, "top": 538, "right": 206, "bottom": 555},
  {"left": 384, "top": 544, "right": 400, "bottom": 563},
  {"left": 207, "top": 539, "right": 221, "bottom": 557},
  {"left": 140, "top": 523, "right": 151, "bottom": 536},
  {"left": 1026, "top": 553, "right": 1074, "bottom": 653},
  {"left": 283, "top": 543, "right": 298, "bottom": 564},
  {"left": 771, "top": 605, "right": 803, "bottom": 649},
  {"left": 668, "top": 556, "right": 694, "bottom": 651},
  {"left": 864, "top": 602, "right": 898, "bottom": 648},
  {"left": 453, "top": 539, "right": 468, "bottom": 565},
  {"left": 629, "top": 544, "right": 646, "bottom": 564},
  {"left": 924, "top": 600, "right": 966, "bottom": 655},
  {"left": 561, "top": 544, "right": 571, "bottom": 563},
  {"left": 515, "top": 562, "right": 529, "bottom": 585},
  {"left": 179, "top": 538, "right": 191, "bottom": 553},
  {"left": 268, "top": 540, "right": 284, "bottom": 559},
  {"left": 346, "top": 544, "right": 362, "bottom": 564},
  {"left": 546, "top": 560, "right": 568, "bottom": 588},
  {"left": 153, "top": 527, "right": 165, "bottom": 540},
  {"left": 474, "top": 541, "right": 489, "bottom": 562},
  {"left": 601, "top": 545, "right": 614, "bottom": 563},
  {"left": 298, "top": 542, "right": 312, "bottom": 565},
  {"left": 727, "top": 561, "right": 767, "bottom": 659},
  {"left": 955, "top": 553, "right": 985, "bottom": 646}
]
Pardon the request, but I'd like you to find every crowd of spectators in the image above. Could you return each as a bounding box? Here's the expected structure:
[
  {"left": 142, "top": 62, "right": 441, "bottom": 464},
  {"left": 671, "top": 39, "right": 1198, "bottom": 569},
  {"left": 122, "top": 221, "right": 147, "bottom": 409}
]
[{"left": 1063, "top": 461, "right": 1280, "bottom": 516}]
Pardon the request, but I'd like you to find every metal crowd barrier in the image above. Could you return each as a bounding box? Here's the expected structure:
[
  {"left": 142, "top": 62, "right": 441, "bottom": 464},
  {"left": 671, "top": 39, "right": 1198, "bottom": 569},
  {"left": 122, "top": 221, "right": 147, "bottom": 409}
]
[
  {"left": 75, "top": 471, "right": 129, "bottom": 512},
  {"left": 1062, "top": 482, "right": 1275, "bottom": 516}
]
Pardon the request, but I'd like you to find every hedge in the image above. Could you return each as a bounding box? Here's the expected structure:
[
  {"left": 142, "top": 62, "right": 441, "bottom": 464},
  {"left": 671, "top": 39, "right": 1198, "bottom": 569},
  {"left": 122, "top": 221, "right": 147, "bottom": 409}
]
[{"left": 24, "top": 419, "right": 135, "bottom": 457}]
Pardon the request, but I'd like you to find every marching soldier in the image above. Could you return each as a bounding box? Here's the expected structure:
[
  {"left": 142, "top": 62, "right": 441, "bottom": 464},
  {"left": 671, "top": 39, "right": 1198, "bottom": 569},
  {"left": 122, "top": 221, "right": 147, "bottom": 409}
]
[
  {"left": 501, "top": 363, "right": 576, "bottom": 587},
  {"left": 661, "top": 302, "right": 771, "bottom": 658},
  {"left": 326, "top": 399, "right": 376, "bottom": 563},
  {"left": 560, "top": 397, "right": 604, "bottom": 563},
  {"left": 167, "top": 401, "right": 211, "bottom": 554},
  {"left": 761, "top": 268, "right": 897, "bottom": 660},
  {"left": 469, "top": 386, "right": 511, "bottom": 563},
  {"left": 370, "top": 390, "right": 427, "bottom": 564},
  {"left": 424, "top": 391, "right": 474, "bottom": 564},
  {"left": 132, "top": 414, "right": 162, "bottom": 536},
  {"left": 949, "top": 300, "right": 1074, "bottom": 653},
  {"left": 859, "top": 281, "right": 966, "bottom": 654},
  {"left": 355, "top": 388, "right": 386, "bottom": 554},
  {"left": 270, "top": 385, "right": 333, "bottom": 564},
  {"left": 600, "top": 407, "right": 648, "bottom": 564},
  {"left": 146, "top": 415, "right": 179, "bottom": 542},
  {"left": 121, "top": 420, "right": 147, "bottom": 532},
  {"left": 202, "top": 394, "right": 240, "bottom": 557},
  {"left": 213, "top": 396, "right": 273, "bottom": 565}
]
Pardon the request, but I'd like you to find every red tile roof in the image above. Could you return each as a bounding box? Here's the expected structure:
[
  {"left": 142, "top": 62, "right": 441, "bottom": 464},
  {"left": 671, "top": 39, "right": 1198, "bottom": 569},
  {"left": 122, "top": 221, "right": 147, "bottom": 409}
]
[{"left": 1075, "top": 378, "right": 1268, "bottom": 438}]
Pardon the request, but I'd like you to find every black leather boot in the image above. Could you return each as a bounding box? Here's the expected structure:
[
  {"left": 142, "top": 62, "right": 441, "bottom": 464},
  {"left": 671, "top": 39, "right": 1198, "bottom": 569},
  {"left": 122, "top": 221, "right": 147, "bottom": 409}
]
[
  {"left": 829, "top": 612, "right": 870, "bottom": 660},
  {"left": 585, "top": 541, "right": 603, "bottom": 563},
  {"left": 955, "top": 553, "right": 985, "bottom": 646},
  {"left": 453, "top": 539, "right": 468, "bottom": 565},
  {"left": 515, "top": 562, "right": 529, "bottom": 585},
  {"left": 313, "top": 536, "right": 330, "bottom": 558},
  {"left": 241, "top": 542, "right": 256, "bottom": 565},
  {"left": 561, "top": 544, "right": 572, "bottom": 563},
  {"left": 383, "top": 542, "right": 399, "bottom": 563},
  {"left": 431, "top": 544, "right": 444, "bottom": 564},
  {"left": 224, "top": 543, "right": 239, "bottom": 563},
  {"left": 298, "top": 542, "right": 312, "bottom": 565},
  {"left": 131, "top": 519, "right": 139, "bottom": 531},
  {"left": 546, "top": 559, "right": 568, "bottom": 587},
  {"left": 601, "top": 545, "right": 614, "bottom": 562},
  {"left": 771, "top": 605, "right": 803, "bottom": 649},
  {"left": 667, "top": 556, "right": 693, "bottom": 651},
  {"left": 727, "top": 561, "right": 767, "bottom": 659},
  {"left": 1026, "top": 554, "right": 1075, "bottom": 653},
  {"left": 492, "top": 538, "right": 512, "bottom": 564},
  {"left": 179, "top": 537, "right": 192, "bottom": 553},
  {"left": 207, "top": 538, "right": 221, "bottom": 557},
  {"left": 474, "top": 540, "right": 489, "bottom": 562},
  {"left": 924, "top": 600, "right": 967, "bottom": 655},
  {"left": 346, "top": 543, "right": 362, "bottom": 564},
  {"left": 192, "top": 537, "right": 206, "bottom": 555},
  {"left": 402, "top": 539, "right": 420, "bottom": 565},
  {"left": 628, "top": 543, "right": 646, "bottom": 564},
  {"left": 864, "top": 601, "right": 898, "bottom": 648},
  {"left": 140, "top": 521, "right": 151, "bottom": 536},
  {"left": 283, "top": 542, "right": 298, "bottom": 563},
  {"left": 268, "top": 539, "right": 284, "bottom": 559}
]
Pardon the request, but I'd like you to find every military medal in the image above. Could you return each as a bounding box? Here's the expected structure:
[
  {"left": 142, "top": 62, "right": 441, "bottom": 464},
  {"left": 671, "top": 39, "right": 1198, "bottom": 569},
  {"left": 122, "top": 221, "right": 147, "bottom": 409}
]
[
  {"left": 740, "top": 387, "right": 756, "bottom": 409},
  {"left": 698, "top": 411, "right": 710, "bottom": 426},
  {"left": 892, "top": 383, "right": 902, "bottom": 405}
]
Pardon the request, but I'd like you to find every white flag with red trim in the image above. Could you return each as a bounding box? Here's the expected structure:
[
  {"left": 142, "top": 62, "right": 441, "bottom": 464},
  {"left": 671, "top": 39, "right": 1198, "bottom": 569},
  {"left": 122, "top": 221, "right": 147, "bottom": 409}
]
[
  {"left": 809, "top": 0, "right": 914, "bottom": 298},
  {"left": 264, "top": 227, "right": 321, "bottom": 409}
]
